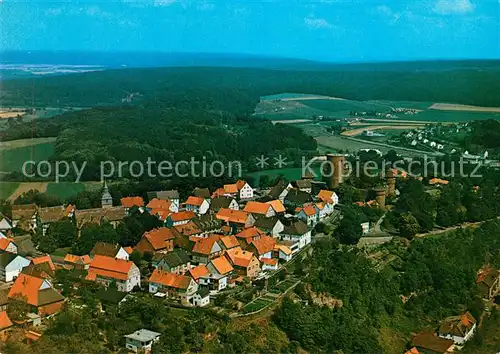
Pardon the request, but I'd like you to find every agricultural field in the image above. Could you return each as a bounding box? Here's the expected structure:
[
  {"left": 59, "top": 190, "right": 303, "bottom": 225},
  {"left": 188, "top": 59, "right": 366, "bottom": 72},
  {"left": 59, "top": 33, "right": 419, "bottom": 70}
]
[
  {"left": 6, "top": 182, "right": 49, "bottom": 202},
  {"left": 243, "top": 297, "right": 274, "bottom": 314},
  {"left": 0, "top": 141, "right": 55, "bottom": 173},
  {"left": 255, "top": 92, "right": 500, "bottom": 123},
  {"left": 0, "top": 182, "right": 20, "bottom": 200},
  {"left": 45, "top": 182, "right": 87, "bottom": 200}
]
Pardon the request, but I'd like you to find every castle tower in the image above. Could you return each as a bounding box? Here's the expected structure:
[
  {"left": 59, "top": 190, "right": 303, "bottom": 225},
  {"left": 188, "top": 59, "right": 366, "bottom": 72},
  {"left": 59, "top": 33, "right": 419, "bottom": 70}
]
[
  {"left": 101, "top": 181, "right": 113, "bottom": 209},
  {"left": 374, "top": 188, "right": 386, "bottom": 210},
  {"left": 386, "top": 169, "right": 396, "bottom": 197},
  {"left": 325, "top": 154, "right": 345, "bottom": 189}
]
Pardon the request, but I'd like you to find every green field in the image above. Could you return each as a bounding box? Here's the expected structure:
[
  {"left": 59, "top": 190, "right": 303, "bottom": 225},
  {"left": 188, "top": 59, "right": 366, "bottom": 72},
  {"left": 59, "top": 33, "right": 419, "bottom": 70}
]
[
  {"left": 46, "top": 182, "right": 86, "bottom": 200},
  {"left": 243, "top": 298, "right": 274, "bottom": 313},
  {"left": 248, "top": 166, "right": 322, "bottom": 186},
  {"left": 297, "top": 99, "right": 387, "bottom": 113},
  {"left": 0, "top": 182, "right": 20, "bottom": 200},
  {"left": 0, "top": 142, "right": 55, "bottom": 172}
]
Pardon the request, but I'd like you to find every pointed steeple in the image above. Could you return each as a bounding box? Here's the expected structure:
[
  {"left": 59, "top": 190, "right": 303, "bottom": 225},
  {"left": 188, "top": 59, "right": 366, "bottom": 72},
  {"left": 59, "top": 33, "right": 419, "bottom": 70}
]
[{"left": 101, "top": 180, "right": 113, "bottom": 209}]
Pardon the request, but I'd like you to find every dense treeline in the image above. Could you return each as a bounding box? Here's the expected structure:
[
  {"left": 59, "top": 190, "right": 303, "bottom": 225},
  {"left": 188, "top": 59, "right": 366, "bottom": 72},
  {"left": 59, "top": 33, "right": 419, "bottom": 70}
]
[
  {"left": 273, "top": 219, "right": 500, "bottom": 353},
  {"left": 2, "top": 63, "right": 500, "bottom": 108}
]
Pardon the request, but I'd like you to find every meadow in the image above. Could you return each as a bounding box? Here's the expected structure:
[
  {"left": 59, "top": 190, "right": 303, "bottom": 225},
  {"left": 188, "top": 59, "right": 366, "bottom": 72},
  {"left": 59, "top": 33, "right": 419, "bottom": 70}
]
[{"left": 0, "top": 141, "right": 55, "bottom": 172}]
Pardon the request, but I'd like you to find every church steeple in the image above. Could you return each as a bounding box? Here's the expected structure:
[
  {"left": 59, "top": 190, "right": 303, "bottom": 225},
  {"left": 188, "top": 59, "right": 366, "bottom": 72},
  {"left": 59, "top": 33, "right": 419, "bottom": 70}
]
[{"left": 101, "top": 180, "right": 113, "bottom": 209}]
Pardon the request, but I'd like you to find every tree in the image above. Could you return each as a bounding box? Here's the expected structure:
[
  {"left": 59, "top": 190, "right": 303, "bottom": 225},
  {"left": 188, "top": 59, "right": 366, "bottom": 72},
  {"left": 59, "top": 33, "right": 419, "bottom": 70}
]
[
  {"left": 399, "top": 212, "right": 420, "bottom": 239},
  {"left": 7, "top": 295, "right": 30, "bottom": 321},
  {"left": 336, "top": 209, "right": 363, "bottom": 245}
]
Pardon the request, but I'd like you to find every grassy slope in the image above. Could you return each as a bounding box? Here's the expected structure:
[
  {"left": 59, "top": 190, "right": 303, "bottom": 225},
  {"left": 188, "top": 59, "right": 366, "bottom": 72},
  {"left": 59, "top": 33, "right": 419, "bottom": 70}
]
[
  {"left": 0, "top": 141, "right": 55, "bottom": 172},
  {"left": 0, "top": 182, "right": 20, "bottom": 200}
]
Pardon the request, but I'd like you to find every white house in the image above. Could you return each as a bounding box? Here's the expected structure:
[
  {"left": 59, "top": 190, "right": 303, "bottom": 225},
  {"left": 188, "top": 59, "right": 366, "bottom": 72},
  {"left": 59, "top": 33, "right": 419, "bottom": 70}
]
[
  {"left": 438, "top": 312, "right": 477, "bottom": 344},
  {"left": 124, "top": 329, "right": 161, "bottom": 353},
  {"left": 281, "top": 220, "right": 311, "bottom": 254},
  {"left": 361, "top": 222, "right": 370, "bottom": 235},
  {"left": 275, "top": 244, "right": 293, "bottom": 262},
  {"left": 237, "top": 180, "right": 254, "bottom": 200},
  {"left": 296, "top": 205, "right": 318, "bottom": 227},
  {"left": 148, "top": 270, "right": 198, "bottom": 305},
  {"left": 0, "top": 253, "right": 30, "bottom": 282},
  {"left": 191, "top": 286, "right": 210, "bottom": 307},
  {"left": 0, "top": 216, "right": 12, "bottom": 233},
  {"left": 185, "top": 196, "right": 210, "bottom": 215},
  {"left": 317, "top": 190, "right": 339, "bottom": 208},
  {"left": 86, "top": 256, "right": 141, "bottom": 293}
]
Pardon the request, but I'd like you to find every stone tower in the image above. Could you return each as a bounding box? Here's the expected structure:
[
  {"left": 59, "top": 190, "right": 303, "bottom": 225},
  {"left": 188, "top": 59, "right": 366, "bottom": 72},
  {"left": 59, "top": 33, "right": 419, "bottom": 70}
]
[
  {"left": 374, "top": 187, "right": 386, "bottom": 210},
  {"left": 101, "top": 181, "right": 113, "bottom": 209},
  {"left": 386, "top": 169, "right": 396, "bottom": 198},
  {"left": 325, "top": 154, "right": 345, "bottom": 189}
]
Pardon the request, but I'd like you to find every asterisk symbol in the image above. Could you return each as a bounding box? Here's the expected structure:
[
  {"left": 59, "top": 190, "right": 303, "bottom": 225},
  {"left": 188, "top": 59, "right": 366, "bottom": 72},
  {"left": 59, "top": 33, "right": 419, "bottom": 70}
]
[
  {"left": 256, "top": 155, "right": 269, "bottom": 169},
  {"left": 274, "top": 155, "right": 288, "bottom": 168}
]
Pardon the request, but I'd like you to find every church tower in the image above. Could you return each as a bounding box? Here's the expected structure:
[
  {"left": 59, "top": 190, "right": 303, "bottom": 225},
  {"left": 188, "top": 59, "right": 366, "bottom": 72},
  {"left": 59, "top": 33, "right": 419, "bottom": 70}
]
[{"left": 101, "top": 181, "right": 113, "bottom": 209}]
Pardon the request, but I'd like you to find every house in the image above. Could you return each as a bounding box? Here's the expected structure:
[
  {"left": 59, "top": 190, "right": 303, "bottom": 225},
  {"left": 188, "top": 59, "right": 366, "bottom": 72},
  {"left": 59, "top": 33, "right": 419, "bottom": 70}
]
[
  {"left": 438, "top": 312, "right": 476, "bottom": 344},
  {"left": 22, "top": 255, "right": 55, "bottom": 279},
  {"left": 174, "top": 221, "right": 203, "bottom": 238},
  {"left": 86, "top": 255, "right": 141, "bottom": 292},
  {"left": 361, "top": 222, "right": 370, "bottom": 235},
  {"left": 216, "top": 208, "right": 255, "bottom": 229},
  {"left": 274, "top": 244, "right": 293, "bottom": 262},
  {"left": 146, "top": 198, "right": 176, "bottom": 219},
  {"left": 225, "top": 247, "right": 261, "bottom": 278},
  {"left": 266, "top": 200, "right": 286, "bottom": 215},
  {"left": 235, "top": 227, "right": 266, "bottom": 247},
  {"left": 188, "top": 264, "right": 210, "bottom": 283},
  {"left": 204, "top": 255, "right": 233, "bottom": 292},
  {"left": 8, "top": 274, "right": 65, "bottom": 316},
  {"left": 11, "top": 204, "right": 38, "bottom": 232},
  {"left": 64, "top": 254, "right": 91, "bottom": 270},
  {"left": 165, "top": 211, "right": 196, "bottom": 227},
  {"left": 254, "top": 217, "right": 284, "bottom": 238},
  {"left": 0, "top": 215, "right": 12, "bottom": 233},
  {"left": 281, "top": 220, "right": 311, "bottom": 254},
  {"left": 148, "top": 269, "right": 198, "bottom": 305},
  {"left": 90, "top": 242, "right": 129, "bottom": 260},
  {"left": 411, "top": 332, "right": 454, "bottom": 354},
  {"left": 154, "top": 249, "right": 191, "bottom": 274},
  {"left": 429, "top": 178, "right": 449, "bottom": 186},
  {"left": 296, "top": 205, "right": 318, "bottom": 227},
  {"left": 268, "top": 180, "right": 292, "bottom": 202},
  {"left": 261, "top": 258, "right": 279, "bottom": 271},
  {"left": 147, "top": 190, "right": 180, "bottom": 212},
  {"left": 244, "top": 201, "right": 276, "bottom": 218},
  {"left": 209, "top": 197, "right": 239, "bottom": 213},
  {"left": 124, "top": 329, "right": 161, "bottom": 353},
  {"left": 37, "top": 205, "right": 74, "bottom": 235},
  {"left": 135, "top": 227, "right": 177, "bottom": 255},
  {"left": 75, "top": 207, "right": 126, "bottom": 230},
  {"left": 193, "top": 187, "right": 211, "bottom": 200},
  {"left": 0, "top": 311, "right": 13, "bottom": 341},
  {"left": 216, "top": 235, "right": 240, "bottom": 250},
  {"left": 247, "top": 235, "right": 276, "bottom": 260},
  {"left": 284, "top": 189, "right": 314, "bottom": 208},
  {"left": 120, "top": 197, "right": 144, "bottom": 212},
  {"left": 97, "top": 287, "right": 130, "bottom": 311},
  {"left": 191, "top": 214, "right": 223, "bottom": 236},
  {"left": 185, "top": 196, "right": 210, "bottom": 215},
  {"left": 191, "top": 286, "right": 210, "bottom": 307},
  {"left": 191, "top": 235, "right": 224, "bottom": 264},
  {"left": 0, "top": 253, "right": 30, "bottom": 282},
  {"left": 317, "top": 189, "right": 339, "bottom": 207},
  {"left": 291, "top": 179, "right": 312, "bottom": 193},
  {"left": 476, "top": 267, "right": 500, "bottom": 299},
  {"left": 0, "top": 238, "right": 17, "bottom": 254}
]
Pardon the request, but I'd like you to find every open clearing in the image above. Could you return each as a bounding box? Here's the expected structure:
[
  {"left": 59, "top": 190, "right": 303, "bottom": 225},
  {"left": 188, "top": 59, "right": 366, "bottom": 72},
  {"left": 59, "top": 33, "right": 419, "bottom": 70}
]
[
  {"left": 0, "top": 137, "right": 57, "bottom": 150},
  {"left": 0, "top": 110, "right": 26, "bottom": 119},
  {"left": 430, "top": 103, "right": 500, "bottom": 113},
  {"left": 7, "top": 182, "right": 48, "bottom": 202},
  {"left": 0, "top": 141, "right": 55, "bottom": 173}
]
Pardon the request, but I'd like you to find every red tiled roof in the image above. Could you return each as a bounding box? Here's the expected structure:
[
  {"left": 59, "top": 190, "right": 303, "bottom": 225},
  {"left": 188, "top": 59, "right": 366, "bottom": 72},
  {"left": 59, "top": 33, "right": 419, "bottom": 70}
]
[
  {"left": 147, "top": 198, "right": 172, "bottom": 210},
  {"left": 223, "top": 184, "right": 239, "bottom": 194},
  {"left": 266, "top": 200, "right": 286, "bottom": 213},
  {"left": 169, "top": 211, "right": 196, "bottom": 222},
  {"left": 123, "top": 246, "right": 133, "bottom": 254},
  {"left": 188, "top": 265, "right": 210, "bottom": 280},
  {"left": 243, "top": 201, "right": 271, "bottom": 215},
  {"left": 218, "top": 235, "right": 239, "bottom": 249},
  {"left": 143, "top": 228, "right": 176, "bottom": 250},
  {"left": 225, "top": 247, "right": 255, "bottom": 268},
  {"left": 236, "top": 226, "right": 265, "bottom": 240},
  {"left": 192, "top": 235, "right": 220, "bottom": 255},
  {"left": 25, "top": 330, "right": 42, "bottom": 341},
  {"left": 250, "top": 235, "right": 276, "bottom": 255},
  {"left": 64, "top": 254, "right": 91, "bottom": 265},
  {"left": 236, "top": 180, "right": 247, "bottom": 190},
  {"left": 89, "top": 255, "right": 134, "bottom": 278},
  {"left": 301, "top": 205, "right": 316, "bottom": 216},
  {"left": 216, "top": 208, "right": 250, "bottom": 224},
  {"left": 0, "top": 311, "right": 12, "bottom": 330},
  {"left": 411, "top": 332, "right": 453, "bottom": 353},
  {"left": 261, "top": 258, "right": 278, "bottom": 266},
  {"left": 210, "top": 255, "right": 233, "bottom": 275},
  {"left": 149, "top": 269, "right": 192, "bottom": 289},
  {"left": 8, "top": 274, "right": 44, "bottom": 306},
  {"left": 317, "top": 190, "right": 335, "bottom": 204},
  {"left": 32, "top": 255, "right": 55, "bottom": 271},
  {"left": 120, "top": 196, "right": 145, "bottom": 208},
  {"left": 275, "top": 244, "right": 292, "bottom": 255},
  {"left": 174, "top": 221, "right": 202, "bottom": 236},
  {"left": 404, "top": 348, "right": 420, "bottom": 354},
  {"left": 0, "top": 238, "right": 15, "bottom": 252},
  {"left": 186, "top": 196, "right": 205, "bottom": 207}
]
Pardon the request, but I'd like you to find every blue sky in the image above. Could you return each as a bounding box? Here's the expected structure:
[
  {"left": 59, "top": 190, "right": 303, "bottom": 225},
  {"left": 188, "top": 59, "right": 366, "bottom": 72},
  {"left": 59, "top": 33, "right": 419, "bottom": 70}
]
[{"left": 0, "top": 0, "right": 499, "bottom": 62}]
